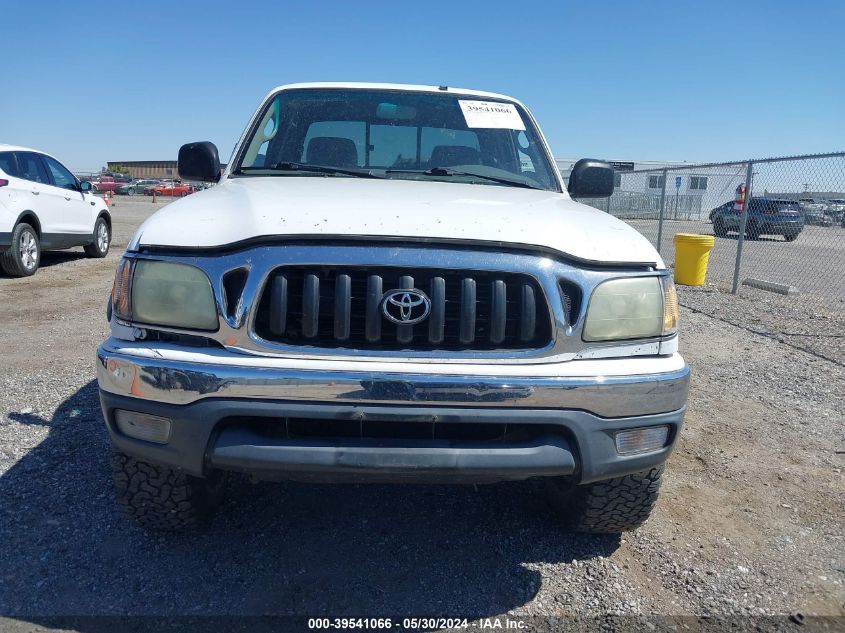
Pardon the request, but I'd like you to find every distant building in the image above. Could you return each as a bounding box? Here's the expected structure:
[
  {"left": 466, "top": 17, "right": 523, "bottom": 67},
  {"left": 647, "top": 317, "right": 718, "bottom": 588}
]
[
  {"left": 106, "top": 160, "right": 226, "bottom": 179},
  {"left": 556, "top": 158, "right": 689, "bottom": 188},
  {"left": 557, "top": 158, "right": 748, "bottom": 220}
]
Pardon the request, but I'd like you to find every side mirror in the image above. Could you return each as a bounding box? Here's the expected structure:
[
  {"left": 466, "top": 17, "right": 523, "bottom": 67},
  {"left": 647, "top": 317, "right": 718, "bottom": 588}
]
[
  {"left": 567, "top": 158, "right": 614, "bottom": 198},
  {"left": 178, "top": 141, "right": 221, "bottom": 182},
  {"left": 79, "top": 181, "right": 92, "bottom": 192}
]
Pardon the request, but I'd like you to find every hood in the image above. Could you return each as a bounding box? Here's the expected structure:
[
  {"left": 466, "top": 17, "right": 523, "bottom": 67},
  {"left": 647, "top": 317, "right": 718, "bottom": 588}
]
[{"left": 131, "top": 177, "right": 664, "bottom": 267}]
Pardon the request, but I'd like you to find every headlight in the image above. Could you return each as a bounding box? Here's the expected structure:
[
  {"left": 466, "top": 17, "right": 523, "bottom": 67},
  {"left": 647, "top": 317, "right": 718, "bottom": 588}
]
[
  {"left": 583, "top": 276, "right": 678, "bottom": 342},
  {"left": 110, "top": 258, "right": 218, "bottom": 330}
]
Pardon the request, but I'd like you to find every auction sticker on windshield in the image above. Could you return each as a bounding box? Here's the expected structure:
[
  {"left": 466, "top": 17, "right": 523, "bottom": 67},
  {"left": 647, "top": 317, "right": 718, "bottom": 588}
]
[{"left": 459, "top": 100, "right": 526, "bottom": 130}]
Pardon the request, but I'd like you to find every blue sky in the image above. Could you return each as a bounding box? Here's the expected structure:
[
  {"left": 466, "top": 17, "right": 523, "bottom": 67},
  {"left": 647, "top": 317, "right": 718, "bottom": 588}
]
[{"left": 2, "top": 0, "right": 842, "bottom": 171}]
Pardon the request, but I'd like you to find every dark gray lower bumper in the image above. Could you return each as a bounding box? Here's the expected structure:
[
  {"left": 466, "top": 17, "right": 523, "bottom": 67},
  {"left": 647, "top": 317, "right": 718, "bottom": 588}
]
[
  {"left": 211, "top": 430, "right": 577, "bottom": 483},
  {"left": 99, "top": 390, "right": 685, "bottom": 484}
]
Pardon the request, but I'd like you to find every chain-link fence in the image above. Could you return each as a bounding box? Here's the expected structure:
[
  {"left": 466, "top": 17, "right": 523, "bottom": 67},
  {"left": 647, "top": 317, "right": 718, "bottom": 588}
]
[{"left": 581, "top": 152, "right": 845, "bottom": 301}]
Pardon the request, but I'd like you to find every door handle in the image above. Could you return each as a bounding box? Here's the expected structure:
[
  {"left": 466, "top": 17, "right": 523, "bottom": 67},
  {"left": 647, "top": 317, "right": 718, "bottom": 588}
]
[
  {"left": 32, "top": 190, "right": 40, "bottom": 195},
  {"left": 64, "top": 196, "right": 71, "bottom": 201}
]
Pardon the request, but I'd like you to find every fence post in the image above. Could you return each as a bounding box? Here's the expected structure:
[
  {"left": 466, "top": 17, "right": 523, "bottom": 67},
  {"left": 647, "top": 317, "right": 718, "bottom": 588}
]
[
  {"left": 731, "top": 161, "right": 755, "bottom": 293},
  {"left": 656, "top": 168, "right": 668, "bottom": 253}
]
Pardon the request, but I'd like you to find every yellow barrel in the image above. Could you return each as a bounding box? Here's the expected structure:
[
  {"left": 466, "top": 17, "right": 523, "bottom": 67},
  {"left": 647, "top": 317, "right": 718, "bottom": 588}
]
[{"left": 673, "top": 233, "right": 715, "bottom": 286}]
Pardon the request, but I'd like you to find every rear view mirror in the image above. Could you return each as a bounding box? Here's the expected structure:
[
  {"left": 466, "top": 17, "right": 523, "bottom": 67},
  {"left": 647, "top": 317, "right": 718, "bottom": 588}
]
[
  {"left": 568, "top": 159, "right": 614, "bottom": 198},
  {"left": 178, "top": 142, "right": 221, "bottom": 182},
  {"left": 376, "top": 102, "right": 417, "bottom": 120},
  {"left": 79, "top": 181, "right": 92, "bottom": 192}
]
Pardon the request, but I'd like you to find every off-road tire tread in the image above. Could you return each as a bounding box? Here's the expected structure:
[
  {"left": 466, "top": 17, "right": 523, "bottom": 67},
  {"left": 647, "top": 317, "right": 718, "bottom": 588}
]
[
  {"left": 547, "top": 466, "right": 664, "bottom": 533},
  {"left": 111, "top": 452, "right": 220, "bottom": 531}
]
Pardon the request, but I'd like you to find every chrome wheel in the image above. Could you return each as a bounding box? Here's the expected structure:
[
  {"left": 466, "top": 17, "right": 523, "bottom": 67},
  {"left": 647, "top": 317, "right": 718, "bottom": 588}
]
[
  {"left": 97, "top": 221, "right": 110, "bottom": 253},
  {"left": 19, "top": 230, "right": 38, "bottom": 271}
]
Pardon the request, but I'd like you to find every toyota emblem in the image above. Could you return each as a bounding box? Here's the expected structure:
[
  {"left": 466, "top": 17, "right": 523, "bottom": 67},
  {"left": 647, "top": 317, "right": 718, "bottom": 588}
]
[{"left": 381, "top": 289, "right": 431, "bottom": 325}]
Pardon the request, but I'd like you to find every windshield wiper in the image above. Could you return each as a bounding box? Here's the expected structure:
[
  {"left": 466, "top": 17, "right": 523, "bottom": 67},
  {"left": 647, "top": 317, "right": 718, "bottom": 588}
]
[
  {"left": 385, "top": 166, "right": 541, "bottom": 190},
  {"left": 240, "top": 162, "right": 385, "bottom": 179}
]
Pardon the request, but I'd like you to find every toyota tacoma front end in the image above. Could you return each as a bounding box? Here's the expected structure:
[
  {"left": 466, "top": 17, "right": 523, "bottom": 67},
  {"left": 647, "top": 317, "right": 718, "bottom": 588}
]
[{"left": 97, "top": 83, "right": 689, "bottom": 532}]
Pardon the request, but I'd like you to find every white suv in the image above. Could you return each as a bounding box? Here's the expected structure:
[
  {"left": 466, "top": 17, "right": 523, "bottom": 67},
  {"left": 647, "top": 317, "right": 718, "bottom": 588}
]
[{"left": 0, "top": 144, "right": 112, "bottom": 276}]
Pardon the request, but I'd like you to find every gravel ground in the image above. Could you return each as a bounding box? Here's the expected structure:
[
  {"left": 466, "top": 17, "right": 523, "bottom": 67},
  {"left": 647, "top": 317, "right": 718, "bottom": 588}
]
[
  {"left": 677, "top": 283, "right": 845, "bottom": 367},
  {"left": 0, "top": 199, "right": 842, "bottom": 631},
  {"left": 624, "top": 218, "right": 845, "bottom": 301}
]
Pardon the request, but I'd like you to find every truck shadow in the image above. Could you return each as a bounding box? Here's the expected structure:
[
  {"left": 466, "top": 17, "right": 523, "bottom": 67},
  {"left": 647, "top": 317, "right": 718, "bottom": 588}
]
[
  {"left": 0, "top": 251, "right": 86, "bottom": 279},
  {"left": 1, "top": 380, "right": 619, "bottom": 622},
  {"left": 38, "top": 251, "right": 88, "bottom": 268}
]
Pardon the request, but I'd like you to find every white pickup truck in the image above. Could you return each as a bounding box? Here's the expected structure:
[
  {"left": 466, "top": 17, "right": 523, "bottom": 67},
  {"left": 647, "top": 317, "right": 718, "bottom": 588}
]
[{"left": 97, "top": 83, "right": 689, "bottom": 532}]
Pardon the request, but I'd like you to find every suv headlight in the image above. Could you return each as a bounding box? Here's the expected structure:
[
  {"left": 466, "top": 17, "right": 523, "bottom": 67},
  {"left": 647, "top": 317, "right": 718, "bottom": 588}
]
[
  {"left": 583, "top": 276, "right": 678, "bottom": 342},
  {"left": 111, "top": 258, "right": 218, "bottom": 331}
]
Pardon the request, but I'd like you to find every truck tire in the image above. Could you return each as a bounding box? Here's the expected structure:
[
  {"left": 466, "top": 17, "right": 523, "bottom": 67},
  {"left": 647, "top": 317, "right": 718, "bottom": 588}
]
[
  {"left": 546, "top": 466, "right": 663, "bottom": 533},
  {"left": 1, "top": 223, "right": 40, "bottom": 277},
  {"left": 111, "top": 451, "right": 225, "bottom": 531},
  {"left": 84, "top": 216, "right": 111, "bottom": 258}
]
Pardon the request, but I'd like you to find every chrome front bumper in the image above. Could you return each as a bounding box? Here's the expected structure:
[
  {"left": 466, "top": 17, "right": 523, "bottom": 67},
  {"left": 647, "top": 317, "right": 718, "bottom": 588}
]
[
  {"left": 96, "top": 339, "right": 689, "bottom": 418},
  {"left": 96, "top": 339, "right": 689, "bottom": 483}
]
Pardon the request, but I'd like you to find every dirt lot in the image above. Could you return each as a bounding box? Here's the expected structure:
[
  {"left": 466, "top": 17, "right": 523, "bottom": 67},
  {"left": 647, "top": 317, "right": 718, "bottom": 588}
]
[{"left": 0, "top": 198, "right": 843, "bottom": 629}]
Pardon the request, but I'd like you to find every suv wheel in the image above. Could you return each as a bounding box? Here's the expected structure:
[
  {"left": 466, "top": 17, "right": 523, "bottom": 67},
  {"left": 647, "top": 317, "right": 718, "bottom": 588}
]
[
  {"left": 84, "top": 217, "right": 111, "bottom": 258},
  {"left": 546, "top": 466, "right": 663, "bottom": 533},
  {"left": 112, "top": 452, "right": 225, "bottom": 531},
  {"left": 745, "top": 223, "right": 761, "bottom": 240},
  {"left": 1, "top": 223, "right": 40, "bottom": 277},
  {"left": 713, "top": 218, "right": 727, "bottom": 237},
  {"left": 783, "top": 233, "right": 799, "bottom": 242}
]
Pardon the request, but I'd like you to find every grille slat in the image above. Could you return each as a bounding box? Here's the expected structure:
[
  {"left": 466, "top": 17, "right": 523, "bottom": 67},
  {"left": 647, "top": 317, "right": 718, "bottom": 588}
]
[
  {"left": 520, "top": 283, "right": 536, "bottom": 342},
  {"left": 396, "top": 275, "right": 414, "bottom": 345},
  {"left": 490, "top": 280, "right": 507, "bottom": 344},
  {"left": 254, "top": 266, "right": 553, "bottom": 352},
  {"left": 428, "top": 277, "right": 446, "bottom": 344},
  {"left": 269, "top": 274, "right": 288, "bottom": 335},
  {"left": 459, "top": 278, "right": 477, "bottom": 345},
  {"left": 334, "top": 274, "right": 351, "bottom": 341},
  {"left": 365, "top": 275, "right": 383, "bottom": 342},
  {"left": 302, "top": 274, "right": 320, "bottom": 338}
]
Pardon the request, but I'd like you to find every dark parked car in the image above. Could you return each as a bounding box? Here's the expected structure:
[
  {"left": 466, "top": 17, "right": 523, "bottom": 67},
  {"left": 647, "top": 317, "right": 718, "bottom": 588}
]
[
  {"left": 803, "top": 206, "right": 834, "bottom": 226},
  {"left": 826, "top": 199, "right": 845, "bottom": 222},
  {"left": 116, "top": 179, "right": 161, "bottom": 196},
  {"left": 711, "top": 197, "right": 804, "bottom": 241},
  {"left": 798, "top": 198, "right": 833, "bottom": 226},
  {"left": 708, "top": 201, "right": 734, "bottom": 223}
]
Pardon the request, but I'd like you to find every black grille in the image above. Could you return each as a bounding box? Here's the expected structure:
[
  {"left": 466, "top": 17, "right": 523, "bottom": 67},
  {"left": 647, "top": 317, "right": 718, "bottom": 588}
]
[
  {"left": 221, "top": 416, "right": 566, "bottom": 444},
  {"left": 253, "top": 266, "right": 553, "bottom": 351}
]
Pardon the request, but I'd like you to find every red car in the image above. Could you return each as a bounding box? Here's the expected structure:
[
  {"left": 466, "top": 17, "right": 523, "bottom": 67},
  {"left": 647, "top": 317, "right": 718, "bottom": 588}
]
[
  {"left": 149, "top": 182, "right": 194, "bottom": 197},
  {"left": 91, "top": 176, "right": 123, "bottom": 193}
]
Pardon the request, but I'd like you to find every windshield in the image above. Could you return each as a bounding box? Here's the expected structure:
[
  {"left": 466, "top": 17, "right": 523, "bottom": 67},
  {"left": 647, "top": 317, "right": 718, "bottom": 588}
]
[{"left": 233, "top": 88, "right": 560, "bottom": 191}]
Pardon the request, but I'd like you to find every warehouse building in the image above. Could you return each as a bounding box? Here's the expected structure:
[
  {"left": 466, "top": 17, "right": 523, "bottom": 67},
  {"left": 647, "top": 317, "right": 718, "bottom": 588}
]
[
  {"left": 557, "top": 158, "right": 749, "bottom": 220},
  {"left": 107, "top": 160, "right": 226, "bottom": 179}
]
